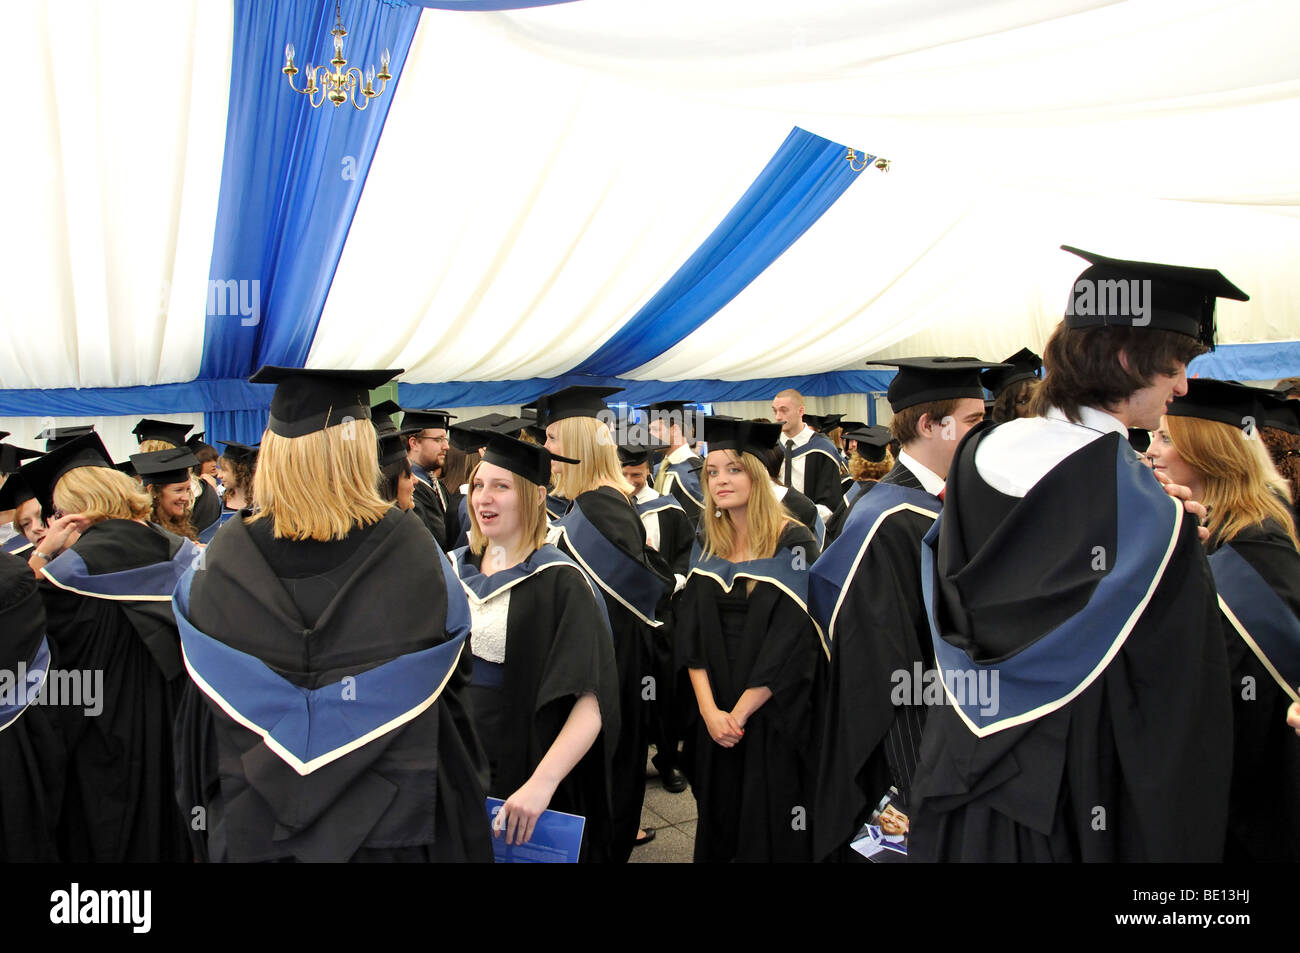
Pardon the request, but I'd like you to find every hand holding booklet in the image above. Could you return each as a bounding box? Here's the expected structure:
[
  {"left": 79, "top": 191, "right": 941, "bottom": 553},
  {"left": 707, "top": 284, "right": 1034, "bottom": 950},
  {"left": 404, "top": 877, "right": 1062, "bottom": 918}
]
[{"left": 485, "top": 797, "right": 585, "bottom": 863}]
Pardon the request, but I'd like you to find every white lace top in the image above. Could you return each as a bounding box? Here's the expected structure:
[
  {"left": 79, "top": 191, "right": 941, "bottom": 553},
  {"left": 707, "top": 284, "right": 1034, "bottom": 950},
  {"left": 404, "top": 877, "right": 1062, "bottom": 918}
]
[{"left": 469, "top": 590, "right": 511, "bottom": 664}]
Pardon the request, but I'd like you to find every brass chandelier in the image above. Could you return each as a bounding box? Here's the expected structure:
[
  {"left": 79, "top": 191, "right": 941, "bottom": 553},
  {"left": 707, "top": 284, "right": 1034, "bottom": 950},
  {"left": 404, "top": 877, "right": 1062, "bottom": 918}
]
[{"left": 283, "top": 0, "right": 392, "bottom": 110}]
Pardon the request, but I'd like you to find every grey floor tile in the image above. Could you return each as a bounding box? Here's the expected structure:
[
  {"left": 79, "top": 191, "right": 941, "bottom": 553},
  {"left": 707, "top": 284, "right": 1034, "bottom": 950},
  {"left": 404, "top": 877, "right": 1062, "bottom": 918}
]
[
  {"left": 643, "top": 784, "right": 698, "bottom": 825},
  {"left": 629, "top": 823, "right": 694, "bottom": 864}
]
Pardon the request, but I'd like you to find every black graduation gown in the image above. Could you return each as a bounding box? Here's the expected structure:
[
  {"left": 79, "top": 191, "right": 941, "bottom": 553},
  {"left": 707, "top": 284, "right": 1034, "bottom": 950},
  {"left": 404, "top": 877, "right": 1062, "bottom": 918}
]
[
  {"left": 810, "top": 463, "right": 940, "bottom": 861},
  {"left": 661, "top": 454, "right": 704, "bottom": 527},
  {"left": 191, "top": 479, "right": 222, "bottom": 533},
  {"left": 1208, "top": 519, "right": 1300, "bottom": 862},
  {"left": 455, "top": 545, "right": 621, "bottom": 862},
  {"left": 678, "top": 523, "right": 826, "bottom": 863},
  {"left": 552, "top": 486, "right": 674, "bottom": 861},
  {"left": 779, "top": 486, "right": 822, "bottom": 542},
  {"left": 795, "top": 443, "right": 845, "bottom": 512},
  {"left": 0, "top": 552, "right": 66, "bottom": 862},
  {"left": 173, "top": 508, "right": 493, "bottom": 863},
  {"left": 910, "top": 427, "right": 1232, "bottom": 862},
  {"left": 39, "top": 519, "right": 194, "bottom": 862},
  {"left": 824, "top": 479, "right": 878, "bottom": 545},
  {"left": 411, "top": 462, "right": 449, "bottom": 549},
  {"left": 636, "top": 493, "right": 696, "bottom": 775}
]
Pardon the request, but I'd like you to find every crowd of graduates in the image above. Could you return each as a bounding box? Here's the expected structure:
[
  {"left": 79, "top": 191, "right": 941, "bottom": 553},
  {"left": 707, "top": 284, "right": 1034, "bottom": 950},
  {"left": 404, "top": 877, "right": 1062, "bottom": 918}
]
[{"left": 1, "top": 245, "right": 1298, "bottom": 863}]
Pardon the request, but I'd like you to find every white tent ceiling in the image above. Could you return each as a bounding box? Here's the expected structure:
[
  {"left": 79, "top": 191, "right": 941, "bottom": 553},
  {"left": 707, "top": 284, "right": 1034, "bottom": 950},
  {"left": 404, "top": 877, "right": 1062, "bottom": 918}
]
[{"left": 3, "top": 0, "right": 1299, "bottom": 395}]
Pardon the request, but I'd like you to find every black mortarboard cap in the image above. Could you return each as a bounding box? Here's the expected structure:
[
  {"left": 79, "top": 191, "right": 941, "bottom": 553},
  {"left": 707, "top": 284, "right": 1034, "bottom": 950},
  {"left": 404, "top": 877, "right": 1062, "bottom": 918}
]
[
  {"left": 701, "top": 416, "right": 783, "bottom": 459},
  {"left": 536, "top": 385, "right": 623, "bottom": 427},
  {"left": 378, "top": 432, "right": 408, "bottom": 469},
  {"left": 220, "top": 442, "right": 260, "bottom": 467},
  {"left": 35, "top": 425, "right": 95, "bottom": 451},
  {"left": 248, "top": 365, "right": 402, "bottom": 438},
  {"left": 449, "top": 423, "right": 488, "bottom": 453},
  {"left": 870, "top": 357, "right": 1010, "bottom": 413},
  {"left": 114, "top": 459, "right": 138, "bottom": 478},
  {"left": 980, "top": 347, "right": 1043, "bottom": 396},
  {"left": 1128, "top": 429, "right": 1152, "bottom": 454},
  {"left": 401, "top": 408, "right": 456, "bottom": 433},
  {"left": 803, "top": 412, "right": 845, "bottom": 434},
  {"left": 617, "top": 437, "right": 671, "bottom": 467},
  {"left": 1166, "top": 378, "right": 1277, "bottom": 430},
  {"left": 15, "top": 432, "right": 114, "bottom": 517},
  {"left": 0, "top": 442, "right": 43, "bottom": 475},
  {"left": 1060, "top": 246, "right": 1247, "bottom": 349},
  {"left": 131, "top": 447, "right": 200, "bottom": 487},
  {"left": 1261, "top": 396, "right": 1300, "bottom": 436},
  {"left": 844, "top": 425, "right": 893, "bottom": 463},
  {"left": 132, "top": 418, "right": 194, "bottom": 447},
  {"left": 370, "top": 400, "right": 403, "bottom": 437},
  {"left": 0, "top": 475, "right": 35, "bottom": 511},
  {"left": 459, "top": 431, "right": 579, "bottom": 486}
]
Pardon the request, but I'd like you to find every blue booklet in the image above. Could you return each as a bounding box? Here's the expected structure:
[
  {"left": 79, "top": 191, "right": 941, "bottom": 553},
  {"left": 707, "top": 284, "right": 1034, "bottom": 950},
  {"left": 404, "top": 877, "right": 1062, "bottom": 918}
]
[{"left": 485, "top": 798, "right": 586, "bottom": 863}]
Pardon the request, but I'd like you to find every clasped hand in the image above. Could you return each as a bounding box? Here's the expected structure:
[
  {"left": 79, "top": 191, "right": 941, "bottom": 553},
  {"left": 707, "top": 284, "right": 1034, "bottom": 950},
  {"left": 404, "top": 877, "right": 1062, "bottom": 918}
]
[{"left": 705, "top": 707, "right": 745, "bottom": 748}]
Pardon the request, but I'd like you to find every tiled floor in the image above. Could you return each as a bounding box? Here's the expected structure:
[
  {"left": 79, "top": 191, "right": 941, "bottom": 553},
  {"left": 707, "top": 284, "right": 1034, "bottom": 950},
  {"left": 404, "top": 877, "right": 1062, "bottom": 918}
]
[{"left": 631, "top": 750, "right": 697, "bottom": 864}]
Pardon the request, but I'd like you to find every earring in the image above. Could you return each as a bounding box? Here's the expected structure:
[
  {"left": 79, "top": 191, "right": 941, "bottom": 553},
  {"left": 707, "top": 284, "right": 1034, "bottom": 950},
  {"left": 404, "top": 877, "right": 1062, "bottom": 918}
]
[{"left": 714, "top": 508, "right": 722, "bottom": 517}]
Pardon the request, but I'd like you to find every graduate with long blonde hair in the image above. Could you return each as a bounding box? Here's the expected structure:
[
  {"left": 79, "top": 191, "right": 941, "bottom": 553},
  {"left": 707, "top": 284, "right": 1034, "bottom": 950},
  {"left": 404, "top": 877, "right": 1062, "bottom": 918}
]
[
  {"left": 677, "top": 416, "right": 826, "bottom": 863},
  {"left": 1152, "top": 379, "right": 1300, "bottom": 861},
  {"left": 540, "top": 384, "right": 675, "bottom": 859},
  {"left": 172, "top": 366, "right": 492, "bottom": 863}
]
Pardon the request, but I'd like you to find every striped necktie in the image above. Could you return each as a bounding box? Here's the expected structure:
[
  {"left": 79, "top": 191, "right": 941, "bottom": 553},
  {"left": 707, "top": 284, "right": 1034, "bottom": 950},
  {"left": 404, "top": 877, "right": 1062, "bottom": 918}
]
[{"left": 653, "top": 454, "right": 672, "bottom": 494}]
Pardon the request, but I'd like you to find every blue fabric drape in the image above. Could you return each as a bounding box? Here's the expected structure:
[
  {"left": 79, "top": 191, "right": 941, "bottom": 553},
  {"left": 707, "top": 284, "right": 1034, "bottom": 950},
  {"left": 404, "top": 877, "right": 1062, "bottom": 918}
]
[
  {"left": 0, "top": 380, "right": 273, "bottom": 417},
  {"left": 397, "top": 0, "right": 578, "bottom": 8},
  {"left": 204, "top": 408, "right": 272, "bottom": 448},
  {"left": 1189, "top": 340, "right": 1300, "bottom": 382},
  {"left": 397, "top": 370, "right": 896, "bottom": 408},
  {"left": 572, "top": 127, "right": 868, "bottom": 377},
  {"left": 199, "top": 0, "right": 422, "bottom": 380}
]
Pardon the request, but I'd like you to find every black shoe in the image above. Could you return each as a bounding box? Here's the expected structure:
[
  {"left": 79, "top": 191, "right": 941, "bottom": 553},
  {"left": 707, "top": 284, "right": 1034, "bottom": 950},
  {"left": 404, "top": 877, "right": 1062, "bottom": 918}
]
[
  {"left": 661, "top": 767, "right": 688, "bottom": 794},
  {"left": 633, "top": 828, "right": 657, "bottom": 847}
]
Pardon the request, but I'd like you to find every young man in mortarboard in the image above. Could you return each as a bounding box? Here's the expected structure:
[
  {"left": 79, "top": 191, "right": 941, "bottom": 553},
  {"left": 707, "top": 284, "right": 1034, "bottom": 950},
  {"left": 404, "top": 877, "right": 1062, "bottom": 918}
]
[
  {"left": 809, "top": 357, "right": 1000, "bottom": 861},
  {"left": 909, "top": 246, "right": 1243, "bottom": 862},
  {"left": 619, "top": 441, "right": 695, "bottom": 795},
  {"left": 771, "top": 390, "right": 847, "bottom": 518},
  {"left": 642, "top": 400, "right": 705, "bottom": 526},
  {"left": 403, "top": 409, "right": 456, "bottom": 550}
]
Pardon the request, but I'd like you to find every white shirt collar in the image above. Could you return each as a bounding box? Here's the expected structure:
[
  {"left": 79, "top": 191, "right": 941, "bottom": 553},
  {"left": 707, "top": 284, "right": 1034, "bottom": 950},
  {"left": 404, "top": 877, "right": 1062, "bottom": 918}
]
[
  {"left": 1045, "top": 405, "right": 1127, "bottom": 438},
  {"left": 666, "top": 444, "right": 697, "bottom": 465},
  {"left": 786, "top": 423, "right": 814, "bottom": 447},
  {"left": 633, "top": 484, "right": 658, "bottom": 503},
  {"left": 898, "top": 449, "right": 946, "bottom": 497}
]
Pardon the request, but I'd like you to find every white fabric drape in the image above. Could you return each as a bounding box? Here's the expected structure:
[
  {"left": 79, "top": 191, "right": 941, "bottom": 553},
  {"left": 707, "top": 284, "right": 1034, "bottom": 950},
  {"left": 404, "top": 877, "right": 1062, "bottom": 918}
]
[
  {"left": 0, "top": 413, "right": 205, "bottom": 466},
  {"left": 311, "top": 0, "right": 1300, "bottom": 384},
  {"left": 0, "top": 1, "right": 232, "bottom": 391}
]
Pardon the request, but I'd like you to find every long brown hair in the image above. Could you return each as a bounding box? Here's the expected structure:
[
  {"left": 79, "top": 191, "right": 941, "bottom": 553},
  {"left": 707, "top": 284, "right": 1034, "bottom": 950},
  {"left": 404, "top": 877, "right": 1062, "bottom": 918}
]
[
  {"left": 1163, "top": 414, "right": 1299, "bottom": 551},
  {"left": 701, "top": 450, "right": 792, "bottom": 561}
]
